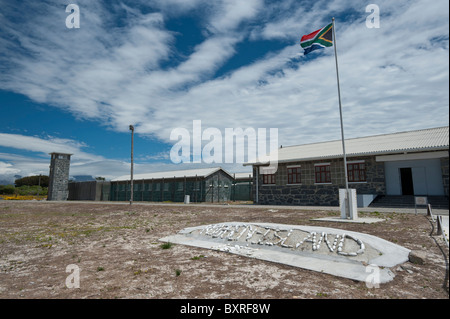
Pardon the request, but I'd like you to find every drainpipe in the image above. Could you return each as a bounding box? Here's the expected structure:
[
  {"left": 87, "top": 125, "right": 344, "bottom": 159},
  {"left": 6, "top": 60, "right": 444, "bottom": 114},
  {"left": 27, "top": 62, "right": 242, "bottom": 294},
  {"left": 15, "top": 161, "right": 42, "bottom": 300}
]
[{"left": 255, "top": 167, "right": 258, "bottom": 204}]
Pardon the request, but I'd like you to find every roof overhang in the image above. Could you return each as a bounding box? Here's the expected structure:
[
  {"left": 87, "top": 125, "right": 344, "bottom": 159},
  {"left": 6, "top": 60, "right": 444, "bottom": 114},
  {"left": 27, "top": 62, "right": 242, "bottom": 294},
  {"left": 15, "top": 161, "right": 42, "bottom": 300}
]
[{"left": 244, "top": 147, "right": 449, "bottom": 166}]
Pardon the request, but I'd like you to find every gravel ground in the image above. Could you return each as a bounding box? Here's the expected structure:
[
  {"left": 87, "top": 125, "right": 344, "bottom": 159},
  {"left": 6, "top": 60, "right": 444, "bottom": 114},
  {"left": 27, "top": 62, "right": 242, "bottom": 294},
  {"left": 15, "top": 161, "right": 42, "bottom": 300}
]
[{"left": 0, "top": 200, "right": 448, "bottom": 300}]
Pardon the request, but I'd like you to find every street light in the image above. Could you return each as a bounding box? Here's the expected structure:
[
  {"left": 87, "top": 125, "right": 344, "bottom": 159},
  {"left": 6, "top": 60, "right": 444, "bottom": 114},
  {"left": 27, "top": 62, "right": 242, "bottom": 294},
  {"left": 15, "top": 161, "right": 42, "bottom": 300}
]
[{"left": 129, "top": 125, "right": 134, "bottom": 205}]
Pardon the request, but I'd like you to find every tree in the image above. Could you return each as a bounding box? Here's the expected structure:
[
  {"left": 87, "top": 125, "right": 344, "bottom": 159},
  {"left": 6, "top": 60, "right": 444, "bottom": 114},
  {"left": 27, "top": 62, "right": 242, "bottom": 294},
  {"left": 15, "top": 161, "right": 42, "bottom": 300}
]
[
  {"left": 0, "top": 185, "right": 15, "bottom": 195},
  {"left": 15, "top": 175, "right": 49, "bottom": 187}
]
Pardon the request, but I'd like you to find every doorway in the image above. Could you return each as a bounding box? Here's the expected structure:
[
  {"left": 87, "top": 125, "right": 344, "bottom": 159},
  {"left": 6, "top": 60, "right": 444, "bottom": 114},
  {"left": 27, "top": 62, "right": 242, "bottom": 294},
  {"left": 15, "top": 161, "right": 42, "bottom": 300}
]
[{"left": 400, "top": 168, "right": 414, "bottom": 195}]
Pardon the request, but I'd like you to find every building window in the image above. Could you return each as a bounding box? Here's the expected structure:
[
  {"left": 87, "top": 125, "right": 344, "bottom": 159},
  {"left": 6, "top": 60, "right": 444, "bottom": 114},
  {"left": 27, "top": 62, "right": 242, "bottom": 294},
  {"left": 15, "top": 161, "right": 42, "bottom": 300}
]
[
  {"left": 315, "top": 164, "right": 331, "bottom": 183},
  {"left": 348, "top": 162, "right": 366, "bottom": 182},
  {"left": 263, "top": 174, "right": 276, "bottom": 185},
  {"left": 287, "top": 166, "right": 301, "bottom": 184}
]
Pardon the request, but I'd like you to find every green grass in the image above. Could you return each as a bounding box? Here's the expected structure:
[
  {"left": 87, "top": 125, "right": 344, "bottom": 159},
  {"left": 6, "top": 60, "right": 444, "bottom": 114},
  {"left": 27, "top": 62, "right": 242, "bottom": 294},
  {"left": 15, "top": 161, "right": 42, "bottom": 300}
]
[
  {"left": 160, "top": 242, "right": 174, "bottom": 249},
  {"left": 191, "top": 255, "right": 205, "bottom": 260}
]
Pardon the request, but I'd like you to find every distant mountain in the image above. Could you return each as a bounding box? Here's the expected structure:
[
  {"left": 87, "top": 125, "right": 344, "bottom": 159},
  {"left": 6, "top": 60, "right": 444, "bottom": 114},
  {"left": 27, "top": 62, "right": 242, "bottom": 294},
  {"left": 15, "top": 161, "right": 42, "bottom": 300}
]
[
  {"left": 69, "top": 175, "right": 96, "bottom": 182},
  {"left": 0, "top": 179, "right": 14, "bottom": 186}
]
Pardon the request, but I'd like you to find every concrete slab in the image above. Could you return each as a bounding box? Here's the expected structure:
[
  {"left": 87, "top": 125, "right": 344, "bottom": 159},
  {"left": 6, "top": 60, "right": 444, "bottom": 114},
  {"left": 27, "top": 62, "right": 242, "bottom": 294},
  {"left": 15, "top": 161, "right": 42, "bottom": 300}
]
[
  {"left": 440, "top": 216, "right": 448, "bottom": 245},
  {"left": 311, "top": 217, "right": 385, "bottom": 224},
  {"left": 159, "top": 222, "right": 410, "bottom": 284}
]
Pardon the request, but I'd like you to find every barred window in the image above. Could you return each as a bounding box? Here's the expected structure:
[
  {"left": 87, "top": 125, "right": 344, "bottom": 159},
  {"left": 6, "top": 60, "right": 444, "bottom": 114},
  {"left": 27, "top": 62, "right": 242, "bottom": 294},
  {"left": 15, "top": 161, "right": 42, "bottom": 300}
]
[
  {"left": 315, "top": 164, "right": 331, "bottom": 183},
  {"left": 287, "top": 167, "right": 301, "bottom": 184},
  {"left": 263, "top": 174, "right": 276, "bottom": 185},
  {"left": 348, "top": 162, "right": 366, "bottom": 182}
]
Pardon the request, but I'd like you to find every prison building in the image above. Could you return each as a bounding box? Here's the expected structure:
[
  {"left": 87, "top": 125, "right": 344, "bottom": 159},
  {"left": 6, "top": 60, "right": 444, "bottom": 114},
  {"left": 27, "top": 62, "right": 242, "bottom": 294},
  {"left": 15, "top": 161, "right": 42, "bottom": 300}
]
[
  {"left": 245, "top": 126, "right": 449, "bottom": 208},
  {"left": 231, "top": 172, "right": 253, "bottom": 201},
  {"left": 109, "top": 167, "right": 239, "bottom": 203},
  {"left": 68, "top": 180, "right": 111, "bottom": 201},
  {"left": 47, "top": 152, "right": 72, "bottom": 201}
]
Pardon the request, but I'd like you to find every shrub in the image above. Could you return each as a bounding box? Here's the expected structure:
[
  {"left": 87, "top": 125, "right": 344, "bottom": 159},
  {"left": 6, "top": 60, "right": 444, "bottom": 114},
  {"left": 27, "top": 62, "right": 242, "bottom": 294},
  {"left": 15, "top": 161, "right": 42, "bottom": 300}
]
[
  {"left": 160, "top": 242, "right": 173, "bottom": 249},
  {"left": 0, "top": 185, "right": 15, "bottom": 195},
  {"left": 16, "top": 185, "right": 48, "bottom": 196},
  {"left": 15, "top": 175, "right": 49, "bottom": 187}
]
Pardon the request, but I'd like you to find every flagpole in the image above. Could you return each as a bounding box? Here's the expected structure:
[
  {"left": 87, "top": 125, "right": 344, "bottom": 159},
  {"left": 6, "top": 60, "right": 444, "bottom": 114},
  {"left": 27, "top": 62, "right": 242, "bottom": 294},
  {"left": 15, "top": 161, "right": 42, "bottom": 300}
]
[{"left": 332, "top": 17, "right": 350, "bottom": 219}]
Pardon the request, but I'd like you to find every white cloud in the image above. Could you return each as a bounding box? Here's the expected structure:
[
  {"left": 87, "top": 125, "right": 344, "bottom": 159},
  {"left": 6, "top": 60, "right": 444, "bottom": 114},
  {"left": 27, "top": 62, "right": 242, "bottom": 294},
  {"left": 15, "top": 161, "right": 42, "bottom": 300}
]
[
  {"left": 0, "top": 161, "right": 20, "bottom": 175},
  {"left": 0, "top": 133, "right": 104, "bottom": 162},
  {"left": 207, "top": 0, "right": 262, "bottom": 33}
]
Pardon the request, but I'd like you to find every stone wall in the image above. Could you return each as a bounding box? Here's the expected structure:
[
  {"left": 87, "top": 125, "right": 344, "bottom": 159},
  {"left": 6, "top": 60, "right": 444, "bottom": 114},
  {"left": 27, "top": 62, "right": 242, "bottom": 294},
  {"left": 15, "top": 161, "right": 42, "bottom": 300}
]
[
  {"left": 441, "top": 157, "right": 449, "bottom": 197},
  {"left": 47, "top": 153, "right": 71, "bottom": 201},
  {"left": 253, "top": 155, "right": 386, "bottom": 206},
  {"left": 68, "top": 181, "right": 110, "bottom": 201}
]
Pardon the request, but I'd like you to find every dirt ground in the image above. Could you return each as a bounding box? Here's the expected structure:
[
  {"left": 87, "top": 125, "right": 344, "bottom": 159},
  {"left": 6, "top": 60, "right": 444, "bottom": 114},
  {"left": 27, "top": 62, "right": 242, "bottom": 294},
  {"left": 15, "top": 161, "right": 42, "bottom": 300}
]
[{"left": 0, "top": 200, "right": 448, "bottom": 300}]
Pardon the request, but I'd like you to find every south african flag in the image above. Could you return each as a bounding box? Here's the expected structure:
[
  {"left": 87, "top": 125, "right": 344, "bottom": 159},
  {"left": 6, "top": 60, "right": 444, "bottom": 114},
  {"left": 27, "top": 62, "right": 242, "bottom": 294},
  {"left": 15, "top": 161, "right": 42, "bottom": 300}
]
[{"left": 300, "top": 23, "right": 333, "bottom": 55}]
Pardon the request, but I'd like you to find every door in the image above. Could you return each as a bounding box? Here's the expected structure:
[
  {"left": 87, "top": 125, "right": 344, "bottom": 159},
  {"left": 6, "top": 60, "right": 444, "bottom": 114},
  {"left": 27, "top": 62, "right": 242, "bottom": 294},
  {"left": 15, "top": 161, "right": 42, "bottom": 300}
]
[{"left": 400, "top": 168, "right": 414, "bottom": 195}]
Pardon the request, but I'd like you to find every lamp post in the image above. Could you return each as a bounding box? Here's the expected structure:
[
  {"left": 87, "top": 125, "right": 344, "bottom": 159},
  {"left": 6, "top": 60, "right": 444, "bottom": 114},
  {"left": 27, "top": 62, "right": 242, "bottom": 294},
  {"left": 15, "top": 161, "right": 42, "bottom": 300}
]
[{"left": 129, "top": 125, "right": 134, "bottom": 205}]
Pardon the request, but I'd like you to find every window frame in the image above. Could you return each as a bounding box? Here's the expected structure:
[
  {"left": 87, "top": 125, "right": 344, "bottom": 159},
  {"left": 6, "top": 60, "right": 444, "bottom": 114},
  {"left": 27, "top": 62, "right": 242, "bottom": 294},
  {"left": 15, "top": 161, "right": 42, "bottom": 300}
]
[
  {"left": 287, "top": 166, "right": 302, "bottom": 185},
  {"left": 262, "top": 173, "right": 276, "bottom": 185},
  {"left": 314, "top": 163, "right": 331, "bottom": 184},
  {"left": 347, "top": 161, "right": 367, "bottom": 183}
]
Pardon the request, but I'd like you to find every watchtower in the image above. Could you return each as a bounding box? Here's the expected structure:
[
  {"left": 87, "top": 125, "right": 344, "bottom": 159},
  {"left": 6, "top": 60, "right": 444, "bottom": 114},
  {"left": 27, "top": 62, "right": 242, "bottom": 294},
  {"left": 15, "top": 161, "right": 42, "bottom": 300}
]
[{"left": 47, "top": 152, "right": 72, "bottom": 201}]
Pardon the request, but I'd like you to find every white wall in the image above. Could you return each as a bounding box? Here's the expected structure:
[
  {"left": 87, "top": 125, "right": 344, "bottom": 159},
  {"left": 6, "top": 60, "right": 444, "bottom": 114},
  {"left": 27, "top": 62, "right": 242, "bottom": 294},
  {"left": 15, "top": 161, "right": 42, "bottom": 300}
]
[{"left": 384, "top": 158, "right": 444, "bottom": 195}]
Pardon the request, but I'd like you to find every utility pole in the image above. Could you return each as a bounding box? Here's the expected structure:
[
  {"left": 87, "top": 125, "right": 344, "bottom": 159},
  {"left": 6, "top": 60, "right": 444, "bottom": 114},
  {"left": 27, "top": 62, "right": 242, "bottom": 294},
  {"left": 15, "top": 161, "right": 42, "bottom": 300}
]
[{"left": 129, "top": 125, "right": 134, "bottom": 205}]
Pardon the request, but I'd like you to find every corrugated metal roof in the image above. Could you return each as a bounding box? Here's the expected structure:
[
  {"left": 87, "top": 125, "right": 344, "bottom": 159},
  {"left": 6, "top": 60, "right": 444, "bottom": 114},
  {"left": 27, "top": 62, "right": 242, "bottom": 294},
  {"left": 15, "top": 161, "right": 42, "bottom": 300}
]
[
  {"left": 247, "top": 126, "right": 449, "bottom": 165},
  {"left": 112, "top": 167, "right": 232, "bottom": 182}
]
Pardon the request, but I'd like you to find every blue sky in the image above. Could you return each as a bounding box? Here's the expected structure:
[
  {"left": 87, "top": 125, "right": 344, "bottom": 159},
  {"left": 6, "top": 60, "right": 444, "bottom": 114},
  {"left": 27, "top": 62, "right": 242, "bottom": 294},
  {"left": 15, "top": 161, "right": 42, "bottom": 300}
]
[{"left": 0, "top": 0, "right": 448, "bottom": 183}]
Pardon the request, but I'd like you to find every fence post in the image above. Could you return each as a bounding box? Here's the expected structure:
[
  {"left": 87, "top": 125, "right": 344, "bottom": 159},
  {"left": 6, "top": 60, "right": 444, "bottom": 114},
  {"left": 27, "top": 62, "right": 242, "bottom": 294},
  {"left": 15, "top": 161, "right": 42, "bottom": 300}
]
[
  {"left": 233, "top": 174, "right": 236, "bottom": 202},
  {"left": 427, "top": 204, "right": 434, "bottom": 222},
  {"left": 172, "top": 176, "right": 176, "bottom": 202},
  {"left": 249, "top": 174, "right": 251, "bottom": 201},
  {"left": 436, "top": 215, "right": 443, "bottom": 236}
]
